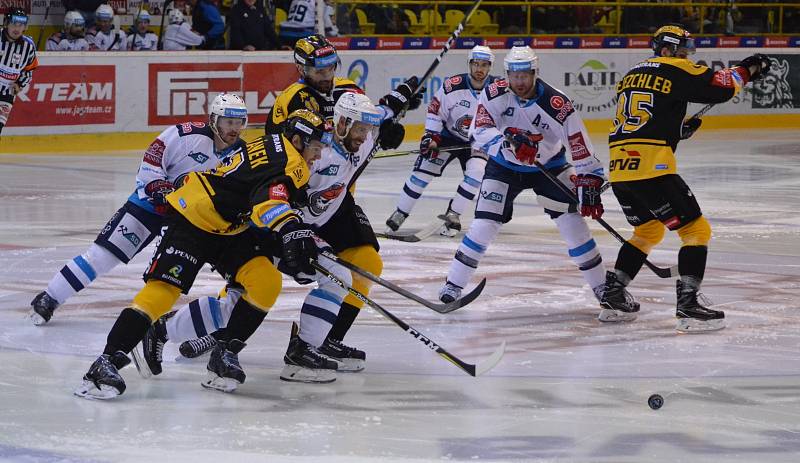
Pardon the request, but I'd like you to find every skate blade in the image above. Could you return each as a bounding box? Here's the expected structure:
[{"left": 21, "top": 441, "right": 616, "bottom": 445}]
[
  {"left": 73, "top": 380, "right": 121, "bottom": 400},
  {"left": 331, "top": 358, "right": 365, "bottom": 373},
  {"left": 175, "top": 353, "right": 210, "bottom": 363},
  {"left": 279, "top": 364, "right": 337, "bottom": 383},
  {"left": 439, "top": 227, "right": 458, "bottom": 238},
  {"left": 29, "top": 310, "right": 48, "bottom": 326},
  {"left": 201, "top": 372, "right": 240, "bottom": 393},
  {"left": 130, "top": 345, "right": 153, "bottom": 379},
  {"left": 598, "top": 308, "right": 638, "bottom": 323},
  {"left": 676, "top": 318, "right": 725, "bottom": 333}
]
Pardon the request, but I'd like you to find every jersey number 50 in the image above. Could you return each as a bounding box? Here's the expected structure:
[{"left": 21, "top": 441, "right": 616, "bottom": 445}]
[{"left": 612, "top": 91, "right": 653, "bottom": 135}]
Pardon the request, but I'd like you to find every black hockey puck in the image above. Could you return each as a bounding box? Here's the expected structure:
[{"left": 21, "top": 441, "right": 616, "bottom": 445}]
[{"left": 648, "top": 394, "right": 664, "bottom": 410}]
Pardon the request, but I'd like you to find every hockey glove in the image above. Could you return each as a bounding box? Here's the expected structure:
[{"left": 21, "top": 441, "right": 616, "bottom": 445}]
[
  {"left": 279, "top": 220, "right": 318, "bottom": 277},
  {"left": 378, "top": 120, "right": 405, "bottom": 150},
  {"left": 419, "top": 131, "right": 441, "bottom": 159},
  {"left": 380, "top": 76, "right": 425, "bottom": 115},
  {"left": 680, "top": 116, "right": 702, "bottom": 140},
  {"left": 575, "top": 174, "right": 605, "bottom": 219},
  {"left": 737, "top": 53, "right": 771, "bottom": 81},
  {"left": 144, "top": 179, "right": 175, "bottom": 215},
  {"left": 505, "top": 128, "right": 543, "bottom": 165}
]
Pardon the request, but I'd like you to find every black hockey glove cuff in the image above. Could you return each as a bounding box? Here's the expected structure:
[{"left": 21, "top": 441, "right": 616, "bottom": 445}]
[{"left": 378, "top": 121, "right": 405, "bottom": 150}]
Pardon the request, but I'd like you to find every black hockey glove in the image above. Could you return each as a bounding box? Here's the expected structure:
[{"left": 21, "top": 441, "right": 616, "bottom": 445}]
[
  {"left": 144, "top": 179, "right": 175, "bottom": 215},
  {"left": 680, "top": 116, "right": 702, "bottom": 140},
  {"left": 574, "top": 174, "right": 604, "bottom": 219},
  {"left": 378, "top": 120, "right": 405, "bottom": 150},
  {"left": 737, "top": 53, "right": 771, "bottom": 81},
  {"left": 419, "top": 131, "right": 442, "bottom": 159},
  {"left": 380, "top": 76, "right": 425, "bottom": 115},
  {"left": 279, "top": 220, "right": 318, "bottom": 277}
]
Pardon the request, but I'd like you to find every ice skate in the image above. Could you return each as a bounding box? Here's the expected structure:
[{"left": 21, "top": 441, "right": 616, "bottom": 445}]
[
  {"left": 179, "top": 334, "right": 218, "bottom": 359},
  {"left": 318, "top": 336, "right": 366, "bottom": 372},
  {"left": 438, "top": 281, "right": 463, "bottom": 304},
  {"left": 437, "top": 206, "right": 461, "bottom": 237},
  {"left": 74, "top": 352, "right": 130, "bottom": 400},
  {"left": 131, "top": 314, "right": 169, "bottom": 378},
  {"left": 385, "top": 208, "right": 408, "bottom": 232},
  {"left": 280, "top": 322, "right": 337, "bottom": 383},
  {"left": 597, "top": 271, "right": 640, "bottom": 322},
  {"left": 30, "top": 291, "right": 59, "bottom": 326},
  {"left": 201, "top": 339, "right": 246, "bottom": 393},
  {"left": 676, "top": 279, "right": 725, "bottom": 333}
]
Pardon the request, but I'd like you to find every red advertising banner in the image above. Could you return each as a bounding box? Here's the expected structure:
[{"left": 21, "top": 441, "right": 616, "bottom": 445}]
[
  {"left": 0, "top": 0, "right": 31, "bottom": 14},
  {"left": 147, "top": 62, "right": 298, "bottom": 126},
  {"left": 9, "top": 65, "right": 115, "bottom": 127}
]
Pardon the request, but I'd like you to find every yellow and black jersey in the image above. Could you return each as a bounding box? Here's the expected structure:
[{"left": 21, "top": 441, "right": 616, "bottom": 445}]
[
  {"left": 265, "top": 77, "right": 363, "bottom": 134},
  {"left": 166, "top": 134, "right": 311, "bottom": 235},
  {"left": 608, "top": 56, "right": 749, "bottom": 182}
]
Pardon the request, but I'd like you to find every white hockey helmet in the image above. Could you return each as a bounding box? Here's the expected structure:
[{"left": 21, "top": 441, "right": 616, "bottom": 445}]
[
  {"left": 64, "top": 10, "right": 85, "bottom": 28},
  {"left": 333, "top": 91, "right": 382, "bottom": 141},
  {"left": 469, "top": 45, "right": 494, "bottom": 64},
  {"left": 95, "top": 4, "right": 114, "bottom": 21},
  {"left": 135, "top": 10, "right": 151, "bottom": 23},
  {"left": 168, "top": 9, "right": 184, "bottom": 25},
  {"left": 503, "top": 46, "right": 539, "bottom": 73},
  {"left": 209, "top": 93, "right": 248, "bottom": 135}
]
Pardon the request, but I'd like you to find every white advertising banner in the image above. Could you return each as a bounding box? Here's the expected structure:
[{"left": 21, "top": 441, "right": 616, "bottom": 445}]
[{"left": 4, "top": 49, "right": 798, "bottom": 136}]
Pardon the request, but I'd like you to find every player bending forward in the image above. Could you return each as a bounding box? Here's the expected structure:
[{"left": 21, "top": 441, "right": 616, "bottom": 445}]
[
  {"left": 438, "top": 46, "right": 638, "bottom": 322},
  {"left": 30, "top": 94, "right": 247, "bottom": 325}
]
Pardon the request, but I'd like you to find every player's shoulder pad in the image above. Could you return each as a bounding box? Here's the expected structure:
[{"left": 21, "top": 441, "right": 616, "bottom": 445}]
[
  {"left": 537, "top": 80, "right": 575, "bottom": 125},
  {"left": 442, "top": 73, "right": 470, "bottom": 94},
  {"left": 484, "top": 78, "right": 510, "bottom": 101},
  {"left": 175, "top": 121, "right": 213, "bottom": 138},
  {"left": 647, "top": 56, "right": 709, "bottom": 76}
]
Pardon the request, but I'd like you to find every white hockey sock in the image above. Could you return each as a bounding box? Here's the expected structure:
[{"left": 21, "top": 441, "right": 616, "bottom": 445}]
[
  {"left": 446, "top": 219, "right": 502, "bottom": 288},
  {"left": 554, "top": 213, "right": 606, "bottom": 290},
  {"left": 45, "top": 243, "right": 122, "bottom": 305},
  {"left": 298, "top": 258, "right": 350, "bottom": 347},
  {"left": 165, "top": 288, "right": 239, "bottom": 342},
  {"left": 395, "top": 171, "right": 435, "bottom": 216},
  {"left": 449, "top": 157, "right": 486, "bottom": 215}
]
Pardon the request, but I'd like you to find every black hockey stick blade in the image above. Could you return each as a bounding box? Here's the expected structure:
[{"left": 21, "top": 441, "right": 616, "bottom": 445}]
[
  {"left": 320, "top": 250, "right": 486, "bottom": 314},
  {"left": 311, "top": 261, "right": 504, "bottom": 377},
  {"left": 375, "top": 220, "right": 444, "bottom": 242}
]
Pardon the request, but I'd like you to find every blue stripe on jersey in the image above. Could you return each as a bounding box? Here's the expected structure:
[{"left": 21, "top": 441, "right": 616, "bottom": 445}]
[
  {"left": 189, "top": 300, "right": 208, "bottom": 337},
  {"left": 73, "top": 255, "right": 97, "bottom": 281},
  {"left": 59, "top": 267, "right": 84, "bottom": 292},
  {"left": 209, "top": 297, "right": 223, "bottom": 330},
  {"left": 410, "top": 175, "right": 429, "bottom": 188},
  {"left": 463, "top": 175, "right": 481, "bottom": 188},
  {"left": 480, "top": 134, "right": 503, "bottom": 155},
  {"left": 568, "top": 239, "right": 597, "bottom": 257},
  {"left": 301, "top": 304, "right": 338, "bottom": 324},
  {"left": 309, "top": 288, "right": 342, "bottom": 305},
  {"left": 462, "top": 235, "right": 487, "bottom": 253},
  {"left": 127, "top": 191, "right": 157, "bottom": 213}
]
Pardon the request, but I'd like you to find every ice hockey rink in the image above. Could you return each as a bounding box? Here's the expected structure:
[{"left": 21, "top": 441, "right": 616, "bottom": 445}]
[{"left": 0, "top": 128, "right": 799, "bottom": 462}]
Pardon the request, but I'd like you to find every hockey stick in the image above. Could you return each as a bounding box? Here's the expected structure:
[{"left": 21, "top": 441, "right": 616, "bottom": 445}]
[
  {"left": 157, "top": 0, "right": 174, "bottom": 50},
  {"left": 310, "top": 260, "right": 505, "bottom": 376},
  {"left": 320, "top": 250, "right": 486, "bottom": 314},
  {"left": 347, "top": 0, "right": 483, "bottom": 191},
  {"left": 532, "top": 160, "right": 678, "bottom": 279},
  {"left": 375, "top": 144, "right": 472, "bottom": 160},
  {"left": 36, "top": 3, "right": 51, "bottom": 50},
  {"left": 374, "top": 220, "right": 445, "bottom": 243},
  {"left": 691, "top": 103, "right": 715, "bottom": 119}
]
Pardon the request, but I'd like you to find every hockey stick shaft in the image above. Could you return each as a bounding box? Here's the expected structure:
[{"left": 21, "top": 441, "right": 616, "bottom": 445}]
[
  {"left": 157, "top": 0, "right": 174, "bottom": 50},
  {"left": 691, "top": 103, "right": 715, "bottom": 119},
  {"left": 36, "top": 4, "right": 51, "bottom": 50},
  {"left": 310, "top": 260, "right": 503, "bottom": 376},
  {"left": 376, "top": 144, "right": 472, "bottom": 159},
  {"left": 532, "top": 160, "right": 677, "bottom": 279}
]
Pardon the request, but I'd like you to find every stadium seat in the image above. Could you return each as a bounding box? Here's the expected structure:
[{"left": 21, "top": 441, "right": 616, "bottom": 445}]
[
  {"left": 468, "top": 9, "right": 499, "bottom": 35},
  {"left": 405, "top": 9, "right": 428, "bottom": 35},
  {"left": 355, "top": 8, "right": 376, "bottom": 35},
  {"left": 420, "top": 9, "right": 448, "bottom": 35},
  {"left": 595, "top": 9, "right": 618, "bottom": 34},
  {"left": 445, "top": 9, "right": 465, "bottom": 33}
]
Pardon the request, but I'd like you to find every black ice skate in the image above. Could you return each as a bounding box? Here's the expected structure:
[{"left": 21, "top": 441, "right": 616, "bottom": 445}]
[
  {"left": 317, "top": 336, "right": 366, "bottom": 373},
  {"left": 438, "top": 281, "right": 463, "bottom": 304},
  {"left": 437, "top": 204, "right": 461, "bottom": 238},
  {"left": 280, "top": 322, "right": 337, "bottom": 383},
  {"left": 676, "top": 279, "right": 725, "bottom": 333},
  {"left": 385, "top": 209, "right": 408, "bottom": 232},
  {"left": 179, "top": 334, "right": 218, "bottom": 359},
  {"left": 131, "top": 314, "right": 170, "bottom": 378},
  {"left": 74, "top": 352, "right": 130, "bottom": 400},
  {"left": 598, "top": 271, "right": 640, "bottom": 322},
  {"left": 201, "top": 339, "right": 247, "bottom": 393},
  {"left": 30, "top": 291, "right": 59, "bottom": 326}
]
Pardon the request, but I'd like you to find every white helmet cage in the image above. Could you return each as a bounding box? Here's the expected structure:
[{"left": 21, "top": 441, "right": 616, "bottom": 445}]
[
  {"left": 209, "top": 93, "right": 248, "bottom": 137},
  {"left": 168, "top": 9, "right": 184, "bottom": 25},
  {"left": 333, "top": 91, "right": 382, "bottom": 141},
  {"left": 64, "top": 11, "right": 85, "bottom": 28}
]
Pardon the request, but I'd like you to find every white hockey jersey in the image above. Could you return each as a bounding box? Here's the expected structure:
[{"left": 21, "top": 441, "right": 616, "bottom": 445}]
[
  {"left": 281, "top": 0, "right": 316, "bottom": 29},
  {"left": 88, "top": 28, "right": 127, "bottom": 51},
  {"left": 299, "top": 131, "right": 376, "bottom": 227},
  {"left": 163, "top": 23, "right": 204, "bottom": 51},
  {"left": 45, "top": 32, "right": 90, "bottom": 51},
  {"left": 127, "top": 31, "right": 159, "bottom": 51},
  {"left": 129, "top": 122, "right": 243, "bottom": 214},
  {"left": 470, "top": 78, "right": 604, "bottom": 176},
  {"left": 425, "top": 72, "right": 496, "bottom": 142}
]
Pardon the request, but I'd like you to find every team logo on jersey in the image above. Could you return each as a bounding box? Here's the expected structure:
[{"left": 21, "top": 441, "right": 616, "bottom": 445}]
[
  {"left": 550, "top": 96, "right": 565, "bottom": 109},
  {"left": 567, "top": 132, "right": 590, "bottom": 160},
  {"left": 317, "top": 164, "right": 340, "bottom": 176},
  {"left": 165, "top": 246, "right": 198, "bottom": 264},
  {"left": 309, "top": 182, "right": 345, "bottom": 216},
  {"left": 455, "top": 115, "right": 472, "bottom": 138},
  {"left": 458, "top": 100, "right": 471, "bottom": 108},
  {"left": 143, "top": 139, "right": 166, "bottom": 167},
  {"left": 502, "top": 107, "right": 514, "bottom": 117},
  {"left": 168, "top": 265, "right": 183, "bottom": 278},
  {"left": 188, "top": 152, "right": 210, "bottom": 164},
  {"left": 444, "top": 75, "right": 462, "bottom": 93},
  {"left": 427, "top": 97, "right": 441, "bottom": 115},
  {"left": 117, "top": 225, "right": 141, "bottom": 247},
  {"left": 481, "top": 191, "right": 503, "bottom": 203},
  {"left": 269, "top": 183, "right": 289, "bottom": 201},
  {"left": 474, "top": 104, "right": 494, "bottom": 128}
]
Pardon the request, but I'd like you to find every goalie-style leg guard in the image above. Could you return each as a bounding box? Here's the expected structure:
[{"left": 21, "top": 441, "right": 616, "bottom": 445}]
[
  {"left": 201, "top": 339, "right": 247, "bottom": 393},
  {"left": 280, "top": 322, "right": 337, "bottom": 384},
  {"left": 74, "top": 352, "right": 130, "bottom": 400}
]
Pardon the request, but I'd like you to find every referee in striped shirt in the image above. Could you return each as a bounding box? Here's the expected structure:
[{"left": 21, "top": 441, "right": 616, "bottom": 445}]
[{"left": 1, "top": 8, "right": 38, "bottom": 136}]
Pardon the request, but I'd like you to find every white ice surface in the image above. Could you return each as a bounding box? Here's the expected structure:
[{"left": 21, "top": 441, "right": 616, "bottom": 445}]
[{"left": 0, "top": 129, "right": 799, "bottom": 462}]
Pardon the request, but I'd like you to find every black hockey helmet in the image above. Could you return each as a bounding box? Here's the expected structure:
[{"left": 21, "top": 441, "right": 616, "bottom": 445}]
[
  {"left": 284, "top": 109, "right": 333, "bottom": 148},
  {"left": 294, "top": 34, "right": 340, "bottom": 69},
  {"left": 652, "top": 24, "right": 695, "bottom": 56},
  {"left": 3, "top": 7, "right": 29, "bottom": 26}
]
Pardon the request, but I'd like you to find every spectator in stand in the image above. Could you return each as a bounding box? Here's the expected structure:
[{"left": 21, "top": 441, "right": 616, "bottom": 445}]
[
  {"left": 368, "top": 5, "right": 408, "bottom": 34},
  {"left": 279, "top": 0, "right": 315, "bottom": 48},
  {"left": 189, "top": 0, "right": 225, "bottom": 49},
  {"left": 228, "top": 0, "right": 279, "bottom": 50},
  {"left": 46, "top": 10, "right": 90, "bottom": 50},
  {"left": 163, "top": 8, "right": 205, "bottom": 50},
  {"left": 127, "top": 10, "right": 158, "bottom": 50},
  {"left": 62, "top": 0, "right": 104, "bottom": 28}
]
